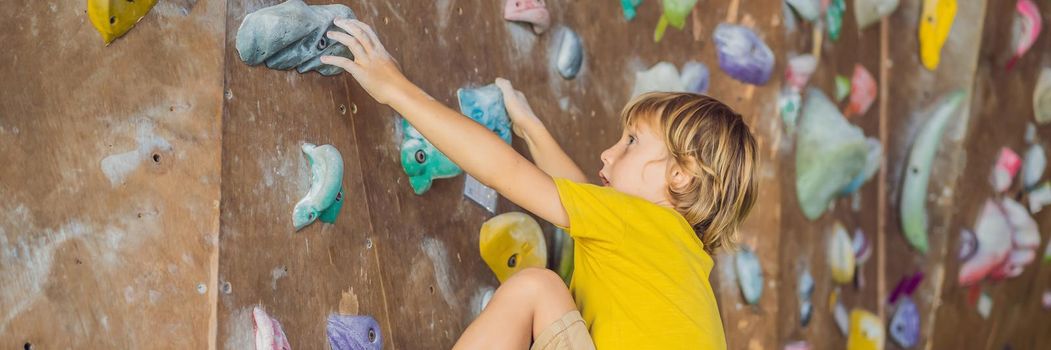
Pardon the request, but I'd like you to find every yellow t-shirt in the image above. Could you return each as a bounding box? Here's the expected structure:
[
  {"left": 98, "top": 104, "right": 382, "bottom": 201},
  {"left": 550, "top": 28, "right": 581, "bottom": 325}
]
[{"left": 554, "top": 178, "right": 726, "bottom": 350}]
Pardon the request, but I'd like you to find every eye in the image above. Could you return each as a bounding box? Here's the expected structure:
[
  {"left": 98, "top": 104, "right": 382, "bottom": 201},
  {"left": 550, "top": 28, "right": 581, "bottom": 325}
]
[
  {"left": 316, "top": 37, "right": 328, "bottom": 50},
  {"left": 308, "top": 212, "right": 316, "bottom": 220},
  {"left": 414, "top": 149, "right": 426, "bottom": 164},
  {"left": 627, "top": 135, "right": 637, "bottom": 145},
  {"left": 507, "top": 254, "right": 518, "bottom": 268},
  {"left": 368, "top": 328, "right": 376, "bottom": 342}
]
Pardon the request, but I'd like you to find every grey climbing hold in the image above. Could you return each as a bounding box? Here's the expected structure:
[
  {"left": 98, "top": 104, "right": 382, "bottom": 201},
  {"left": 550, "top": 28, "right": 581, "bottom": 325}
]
[
  {"left": 555, "top": 28, "right": 583, "bottom": 79},
  {"left": 236, "top": 0, "right": 357, "bottom": 76}
]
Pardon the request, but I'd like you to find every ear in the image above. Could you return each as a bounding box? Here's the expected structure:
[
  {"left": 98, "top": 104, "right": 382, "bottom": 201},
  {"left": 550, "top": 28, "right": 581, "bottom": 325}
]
[{"left": 668, "top": 162, "right": 692, "bottom": 190}]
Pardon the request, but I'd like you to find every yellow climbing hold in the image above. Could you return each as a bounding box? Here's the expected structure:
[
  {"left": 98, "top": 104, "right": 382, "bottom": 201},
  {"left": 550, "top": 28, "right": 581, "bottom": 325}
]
[
  {"left": 847, "top": 309, "right": 885, "bottom": 350},
  {"left": 828, "top": 222, "right": 856, "bottom": 285},
  {"left": 479, "top": 212, "right": 547, "bottom": 283},
  {"left": 918, "top": 0, "right": 957, "bottom": 70},
  {"left": 87, "top": 0, "right": 158, "bottom": 44}
]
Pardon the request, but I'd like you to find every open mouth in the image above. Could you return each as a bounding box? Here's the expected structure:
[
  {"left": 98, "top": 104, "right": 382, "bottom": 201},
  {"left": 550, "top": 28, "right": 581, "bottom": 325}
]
[{"left": 599, "top": 172, "right": 610, "bottom": 186}]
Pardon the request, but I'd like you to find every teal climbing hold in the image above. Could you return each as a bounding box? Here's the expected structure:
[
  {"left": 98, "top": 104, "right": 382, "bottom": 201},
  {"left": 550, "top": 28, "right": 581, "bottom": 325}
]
[
  {"left": 293, "top": 143, "right": 344, "bottom": 230},
  {"left": 318, "top": 187, "right": 344, "bottom": 224},
  {"left": 621, "top": 0, "right": 643, "bottom": 20}
]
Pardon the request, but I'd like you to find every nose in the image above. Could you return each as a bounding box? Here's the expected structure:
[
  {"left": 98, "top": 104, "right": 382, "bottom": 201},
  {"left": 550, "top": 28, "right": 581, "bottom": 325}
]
[{"left": 600, "top": 146, "right": 613, "bottom": 166}]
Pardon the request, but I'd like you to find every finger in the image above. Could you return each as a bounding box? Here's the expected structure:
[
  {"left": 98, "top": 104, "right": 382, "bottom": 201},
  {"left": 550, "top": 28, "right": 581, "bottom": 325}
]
[
  {"left": 357, "top": 20, "right": 385, "bottom": 52},
  {"left": 327, "top": 31, "right": 367, "bottom": 62},
  {"left": 320, "top": 55, "right": 361, "bottom": 74},
  {"left": 343, "top": 20, "right": 376, "bottom": 55},
  {"left": 495, "top": 78, "right": 515, "bottom": 96},
  {"left": 332, "top": 18, "right": 355, "bottom": 35}
]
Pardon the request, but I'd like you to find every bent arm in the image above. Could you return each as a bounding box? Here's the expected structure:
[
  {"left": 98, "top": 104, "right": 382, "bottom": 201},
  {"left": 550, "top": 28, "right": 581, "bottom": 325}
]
[
  {"left": 494, "top": 78, "right": 588, "bottom": 184},
  {"left": 519, "top": 121, "right": 589, "bottom": 184}
]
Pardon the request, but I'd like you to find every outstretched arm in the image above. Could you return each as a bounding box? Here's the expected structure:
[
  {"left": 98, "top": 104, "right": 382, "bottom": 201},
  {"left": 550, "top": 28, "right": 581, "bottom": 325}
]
[
  {"left": 495, "top": 79, "right": 589, "bottom": 184},
  {"left": 322, "top": 19, "right": 568, "bottom": 227}
]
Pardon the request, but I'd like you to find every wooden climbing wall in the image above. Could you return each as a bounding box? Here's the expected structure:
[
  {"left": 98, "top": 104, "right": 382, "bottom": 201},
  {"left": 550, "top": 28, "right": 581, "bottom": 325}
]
[
  {"left": 3, "top": 0, "right": 1051, "bottom": 349},
  {"left": 0, "top": 0, "right": 225, "bottom": 348}
]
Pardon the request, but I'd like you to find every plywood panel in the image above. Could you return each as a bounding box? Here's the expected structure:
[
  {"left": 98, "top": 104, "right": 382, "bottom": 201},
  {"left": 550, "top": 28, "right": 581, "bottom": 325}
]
[
  {"left": 883, "top": 0, "right": 988, "bottom": 349},
  {"left": 696, "top": 4, "right": 786, "bottom": 350},
  {"left": 928, "top": 1, "right": 1051, "bottom": 349},
  {"left": 775, "top": 2, "right": 885, "bottom": 348},
  {"left": 216, "top": 0, "right": 392, "bottom": 348},
  {"left": 0, "top": 0, "right": 226, "bottom": 348}
]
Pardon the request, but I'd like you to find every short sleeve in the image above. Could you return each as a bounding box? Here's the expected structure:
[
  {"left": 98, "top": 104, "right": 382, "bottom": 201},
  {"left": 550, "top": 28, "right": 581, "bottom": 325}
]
[{"left": 553, "top": 178, "right": 629, "bottom": 244}]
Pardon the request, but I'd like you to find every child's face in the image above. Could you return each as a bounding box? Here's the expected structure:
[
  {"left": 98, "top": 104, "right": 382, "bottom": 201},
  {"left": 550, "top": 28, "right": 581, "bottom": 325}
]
[{"left": 599, "top": 120, "right": 672, "bottom": 206}]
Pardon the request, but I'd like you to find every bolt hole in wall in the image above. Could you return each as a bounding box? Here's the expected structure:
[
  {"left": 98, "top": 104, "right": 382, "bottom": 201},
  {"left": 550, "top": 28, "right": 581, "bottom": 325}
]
[
  {"left": 152, "top": 153, "right": 161, "bottom": 163},
  {"left": 24, "top": 343, "right": 31, "bottom": 350}
]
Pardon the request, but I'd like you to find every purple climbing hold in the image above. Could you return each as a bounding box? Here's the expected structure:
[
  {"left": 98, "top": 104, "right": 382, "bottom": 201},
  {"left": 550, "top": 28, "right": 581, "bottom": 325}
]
[
  {"left": 889, "top": 297, "right": 921, "bottom": 348},
  {"left": 713, "top": 23, "right": 775, "bottom": 85},
  {"left": 327, "top": 314, "right": 382, "bottom": 350},
  {"left": 889, "top": 271, "right": 924, "bottom": 304}
]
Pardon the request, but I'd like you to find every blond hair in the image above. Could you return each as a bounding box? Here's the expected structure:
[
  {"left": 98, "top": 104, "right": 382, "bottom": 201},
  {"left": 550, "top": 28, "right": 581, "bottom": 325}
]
[{"left": 622, "top": 92, "right": 758, "bottom": 252}]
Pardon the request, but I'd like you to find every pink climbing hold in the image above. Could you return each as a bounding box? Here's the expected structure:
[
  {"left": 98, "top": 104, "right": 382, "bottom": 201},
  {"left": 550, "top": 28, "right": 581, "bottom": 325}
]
[
  {"left": 844, "top": 64, "right": 877, "bottom": 117},
  {"left": 504, "top": 0, "right": 551, "bottom": 34},
  {"left": 1006, "top": 0, "right": 1042, "bottom": 70},
  {"left": 786, "top": 54, "right": 818, "bottom": 92},
  {"left": 253, "top": 307, "right": 292, "bottom": 350},
  {"left": 959, "top": 200, "right": 1012, "bottom": 286},
  {"left": 959, "top": 198, "right": 1041, "bottom": 286},
  {"left": 990, "top": 147, "right": 1022, "bottom": 193}
]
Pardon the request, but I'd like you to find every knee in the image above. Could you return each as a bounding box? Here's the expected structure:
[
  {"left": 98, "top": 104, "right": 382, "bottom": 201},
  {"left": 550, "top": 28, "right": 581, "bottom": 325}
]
[{"left": 503, "top": 268, "right": 567, "bottom": 297}]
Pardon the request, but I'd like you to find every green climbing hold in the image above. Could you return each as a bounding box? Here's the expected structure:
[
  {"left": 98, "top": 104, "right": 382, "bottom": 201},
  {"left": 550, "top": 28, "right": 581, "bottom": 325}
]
[
  {"left": 827, "top": 0, "right": 846, "bottom": 41},
  {"left": 835, "top": 75, "right": 851, "bottom": 102},
  {"left": 654, "top": 0, "right": 698, "bottom": 42}
]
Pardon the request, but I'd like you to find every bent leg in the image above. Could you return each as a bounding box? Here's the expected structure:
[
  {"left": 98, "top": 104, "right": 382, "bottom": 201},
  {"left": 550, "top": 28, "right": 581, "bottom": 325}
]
[{"left": 453, "top": 268, "right": 578, "bottom": 350}]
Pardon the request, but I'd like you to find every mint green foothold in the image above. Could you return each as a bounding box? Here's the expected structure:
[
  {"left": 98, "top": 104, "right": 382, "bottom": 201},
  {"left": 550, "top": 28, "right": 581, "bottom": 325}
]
[
  {"left": 621, "top": 0, "right": 642, "bottom": 20},
  {"left": 835, "top": 75, "right": 851, "bottom": 102},
  {"left": 400, "top": 119, "right": 462, "bottom": 195},
  {"left": 900, "top": 90, "right": 966, "bottom": 253},
  {"left": 400, "top": 84, "right": 512, "bottom": 195},
  {"left": 293, "top": 143, "right": 344, "bottom": 230},
  {"left": 318, "top": 187, "right": 344, "bottom": 224},
  {"left": 654, "top": 0, "right": 697, "bottom": 42},
  {"left": 780, "top": 88, "right": 802, "bottom": 134},
  {"left": 826, "top": 0, "right": 845, "bottom": 41}
]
